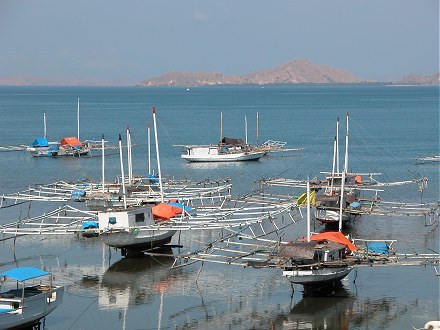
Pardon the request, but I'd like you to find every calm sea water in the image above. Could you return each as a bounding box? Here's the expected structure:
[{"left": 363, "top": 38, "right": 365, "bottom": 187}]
[{"left": 0, "top": 85, "right": 438, "bottom": 329}]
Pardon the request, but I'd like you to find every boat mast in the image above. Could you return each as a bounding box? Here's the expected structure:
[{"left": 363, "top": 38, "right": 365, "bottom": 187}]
[
  {"left": 126, "top": 126, "right": 132, "bottom": 185},
  {"left": 43, "top": 112, "right": 47, "bottom": 139},
  {"left": 147, "top": 121, "right": 151, "bottom": 175},
  {"left": 338, "top": 113, "right": 349, "bottom": 231},
  {"left": 101, "top": 134, "right": 105, "bottom": 193},
  {"left": 336, "top": 117, "right": 340, "bottom": 173},
  {"left": 344, "top": 113, "right": 349, "bottom": 173},
  {"left": 330, "top": 136, "right": 337, "bottom": 192},
  {"left": 256, "top": 112, "right": 259, "bottom": 145},
  {"left": 77, "top": 98, "right": 80, "bottom": 141},
  {"left": 245, "top": 115, "right": 248, "bottom": 145},
  {"left": 306, "top": 177, "right": 311, "bottom": 242},
  {"left": 220, "top": 112, "right": 223, "bottom": 144},
  {"left": 118, "top": 134, "right": 127, "bottom": 209},
  {"left": 152, "top": 107, "right": 164, "bottom": 202}
]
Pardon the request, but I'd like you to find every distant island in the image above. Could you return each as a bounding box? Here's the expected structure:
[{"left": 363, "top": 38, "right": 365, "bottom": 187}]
[
  {"left": 139, "top": 59, "right": 439, "bottom": 87},
  {"left": 0, "top": 59, "right": 438, "bottom": 86}
]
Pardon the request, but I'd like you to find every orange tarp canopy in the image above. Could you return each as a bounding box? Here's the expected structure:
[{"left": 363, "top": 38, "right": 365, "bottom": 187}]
[
  {"left": 308, "top": 231, "right": 357, "bottom": 251},
  {"left": 60, "top": 137, "right": 83, "bottom": 147},
  {"left": 152, "top": 202, "right": 181, "bottom": 220}
]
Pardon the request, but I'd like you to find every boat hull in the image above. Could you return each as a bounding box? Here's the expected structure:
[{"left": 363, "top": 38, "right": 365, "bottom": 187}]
[
  {"left": 182, "top": 151, "right": 265, "bottom": 162},
  {"left": 0, "top": 286, "right": 64, "bottom": 330},
  {"left": 283, "top": 266, "right": 352, "bottom": 286},
  {"left": 100, "top": 229, "right": 176, "bottom": 250},
  {"left": 28, "top": 148, "right": 58, "bottom": 157}
]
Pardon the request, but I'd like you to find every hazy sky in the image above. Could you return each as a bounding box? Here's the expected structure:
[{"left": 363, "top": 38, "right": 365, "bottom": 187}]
[{"left": 1, "top": 0, "right": 438, "bottom": 84}]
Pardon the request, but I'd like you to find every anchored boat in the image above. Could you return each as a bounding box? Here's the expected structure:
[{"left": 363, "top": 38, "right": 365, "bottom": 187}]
[
  {"left": 280, "top": 232, "right": 354, "bottom": 288},
  {"left": 180, "top": 143, "right": 266, "bottom": 162},
  {"left": 98, "top": 204, "right": 177, "bottom": 254},
  {"left": 0, "top": 267, "right": 64, "bottom": 329}
]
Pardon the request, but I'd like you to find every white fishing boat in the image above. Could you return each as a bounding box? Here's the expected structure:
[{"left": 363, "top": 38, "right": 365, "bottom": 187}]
[
  {"left": 98, "top": 109, "right": 178, "bottom": 255},
  {"left": 181, "top": 143, "right": 266, "bottom": 162},
  {"left": 98, "top": 205, "right": 177, "bottom": 253},
  {"left": 179, "top": 112, "right": 267, "bottom": 162},
  {"left": 0, "top": 267, "right": 64, "bottom": 329}
]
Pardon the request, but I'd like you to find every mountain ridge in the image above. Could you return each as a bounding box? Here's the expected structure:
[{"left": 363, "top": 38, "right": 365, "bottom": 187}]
[{"left": 0, "top": 59, "right": 438, "bottom": 86}]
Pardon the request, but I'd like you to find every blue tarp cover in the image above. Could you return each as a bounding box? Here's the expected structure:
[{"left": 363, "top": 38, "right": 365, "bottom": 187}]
[
  {"left": 168, "top": 202, "right": 196, "bottom": 215},
  {"left": 0, "top": 308, "right": 14, "bottom": 313},
  {"left": 367, "top": 242, "right": 389, "bottom": 255},
  {"left": 145, "top": 173, "right": 159, "bottom": 183},
  {"left": 0, "top": 267, "right": 49, "bottom": 281},
  {"left": 32, "top": 137, "right": 49, "bottom": 147},
  {"left": 350, "top": 201, "right": 361, "bottom": 209},
  {"left": 81, "top": 221, "right": 99, "bottom": 229}
]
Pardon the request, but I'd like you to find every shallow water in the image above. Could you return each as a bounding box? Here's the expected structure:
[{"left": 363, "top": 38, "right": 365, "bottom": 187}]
[{"left": 0, "top": 85, "right": 438, "bottom": 329}]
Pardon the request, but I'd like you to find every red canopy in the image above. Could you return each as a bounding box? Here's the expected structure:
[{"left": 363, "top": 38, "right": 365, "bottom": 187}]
[
  {"left": 308, "top": 231, "right": 357, "bottom": 251},
  {"left": 152, "top": 202, "right": 181, "bottom": 221},
  {"left": 60, "top": 137, "right": 83, "bottom": 147}
]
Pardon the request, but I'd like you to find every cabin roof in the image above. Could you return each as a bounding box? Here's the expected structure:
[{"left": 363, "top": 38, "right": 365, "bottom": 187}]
[
  {"left": 220, "top": 137, "right": 244, "bottom": 146},
  {"left": 32, "top": 137, "right": 49, "bottom": 147},
  {"left": 0, "top": 267, "right": 49, "bottom": 281},
  {"left": 315, "top": 194, "right": 357, "bottom": 203},
  {"left": 309, "top": 231, "right": 357, "bottom": 251},
  {"left": 277, "top": 242, "right": 317, "bottom": 259},
  {"left": 60, "top": 136, "right": 83, "bottom": 147}
]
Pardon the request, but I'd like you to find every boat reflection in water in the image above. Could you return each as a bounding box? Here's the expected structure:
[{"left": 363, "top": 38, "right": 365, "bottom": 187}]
[
  {"left": 280, "top": 286, "right": 355, "bottom": 329},
  {"left": 98, "top": 249, "right": 174, "bottom": 310}
]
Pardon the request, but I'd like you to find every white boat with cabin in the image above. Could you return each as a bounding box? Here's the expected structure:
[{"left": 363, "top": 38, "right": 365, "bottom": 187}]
[
  {"left": 181, "top": 143, "right": 266, "bottom": 162},
  {"left": 98, "top": 205, "right": 177, "bottom": 252}
]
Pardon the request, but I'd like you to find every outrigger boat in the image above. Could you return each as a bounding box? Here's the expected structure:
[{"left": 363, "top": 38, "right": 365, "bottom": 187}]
[
  {"left": 0, "top": 267, "right": 64, "bottom": 329},
  {"left": 167, "top": 180, "right": 439, "bottom": 295},
  {"left": 26, "top": 137, "right": 59, "bottom": 157},
  {"left": 260, "top": 113, "right": 437, "bottom": 228},
  {"left": 414, "top": 155, "right": 440, "bottom": 164},
  {"left": 57, "top": 136, "right": 90, "bottom": 157},
  {"left": 280, "top": 180, "right": 354, "bottom": 290},
  {"left": 169, "top": 215, "right": 438, "bottom": 295},
  {"left": 0, "top": 109, "right": 301, "bottom": 255}
]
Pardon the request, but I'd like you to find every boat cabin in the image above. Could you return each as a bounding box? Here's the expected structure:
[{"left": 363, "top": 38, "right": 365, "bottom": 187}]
[
  {"left": 185, "top": 146, "right": 220, "bottom": 157},
  {"left": 98, "top": 206, "right": 155, "bottom": 231}
]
